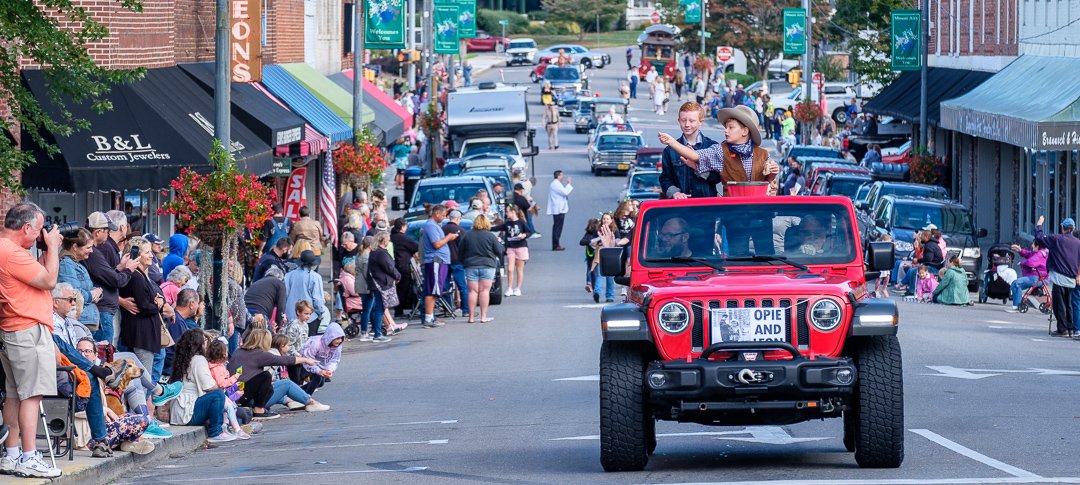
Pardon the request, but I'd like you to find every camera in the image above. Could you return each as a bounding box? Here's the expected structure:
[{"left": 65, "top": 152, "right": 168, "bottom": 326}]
[{"left": 36, "top": 221, "right": 81, "bottom": 250}]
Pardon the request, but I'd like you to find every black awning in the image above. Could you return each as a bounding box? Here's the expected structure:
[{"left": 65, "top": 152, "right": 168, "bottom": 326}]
[
  {"left": 862, "top": 68, "right": 993, "bottom": 127},
  {"left": 127, "top": 67, "right": 273, "bottom": 177},
  {"left": 328, "top": 72, "right": 405, "bottom": 144},
  {"left": 21, "top": 69, "right": 213, "bottom": 193},
  {"left": 178, "top": 62, "right": 306, "bottom": 148}
]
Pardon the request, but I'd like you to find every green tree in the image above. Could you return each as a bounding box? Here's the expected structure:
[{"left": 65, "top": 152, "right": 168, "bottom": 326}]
[
  {"left": 0, "top": 0, "right": 145, "bottom": 193},
  {"left": 540, "top": 0, "right": 624, "bottom": 41}
]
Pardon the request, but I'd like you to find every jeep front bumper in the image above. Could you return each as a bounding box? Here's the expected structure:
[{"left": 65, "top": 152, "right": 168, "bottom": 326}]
[{"left": 646, "top": 342, "right": 855, "bottom": 423}]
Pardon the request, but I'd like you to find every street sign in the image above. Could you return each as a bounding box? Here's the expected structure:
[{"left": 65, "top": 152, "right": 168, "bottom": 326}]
[
  {"left": 812, "top": 71, "right": 823, "bottom": 88},
  {"left": 891, "top": 9, "right": 921, "bottom": 71},
  {"left": 364, "top": 0, "right": 406, "bottom": 50},
  {"left": 650, "top": 11, "right": 661, "bottom": 24},
  {"left": 782, "top": 8, "right": 806, "bottom": 55},
  {"left": 498, "top": 19, "right": 509, "bottom": 25},
  {"left": 702, "top": 32, "right": 712, "bottom": 39},
  {"left": 716, "top": 46, "right": 733, "bottom": 62}
]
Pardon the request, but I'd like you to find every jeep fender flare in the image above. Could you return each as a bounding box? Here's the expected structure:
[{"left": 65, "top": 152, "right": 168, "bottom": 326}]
[
  {"left": 601, "top": 303, "right": 652, "bottom": 342},
  {"left": 849, "top": 298, "right": 898, "bottom": 337}
]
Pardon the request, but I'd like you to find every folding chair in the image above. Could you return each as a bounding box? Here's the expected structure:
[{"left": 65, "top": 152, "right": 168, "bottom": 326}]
[{"left": 37, "top": 365, "right": 77, "bottom": 462}]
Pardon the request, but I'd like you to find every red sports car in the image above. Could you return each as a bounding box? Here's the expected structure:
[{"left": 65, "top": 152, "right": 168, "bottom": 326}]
[{"left": 465, "top": 30, "right": 509, "bottom": 52}]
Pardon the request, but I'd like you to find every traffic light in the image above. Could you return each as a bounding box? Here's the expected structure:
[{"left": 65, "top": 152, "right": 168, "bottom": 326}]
[{"left": 787, "top": 68, "right": 802, "bottom": 89}]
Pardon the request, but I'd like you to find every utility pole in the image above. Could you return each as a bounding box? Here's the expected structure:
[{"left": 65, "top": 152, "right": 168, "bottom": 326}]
[
  {"left": 801, "top": 0, "right": 812, "bottom": 145},
  {"left": 700, "top": 0, "right": 705, "bottom": 55},
  {"left": 353, "top": 0, "right": 364, "bottom": 145},
  {"left": 919, "top": 0, "right": 929, "bottom": 150},
  {"left": 210, "top": 0, "right": 230, "bottom": 333},
  {"left": 408, "top": 0, "right": 416, "bottom": 90}
]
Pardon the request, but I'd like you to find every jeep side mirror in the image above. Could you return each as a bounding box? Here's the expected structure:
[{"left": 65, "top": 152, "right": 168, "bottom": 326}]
[
  {"left": 977, "top": 228, "right": 988, "bottom": 238},
  {"left": 599, "top": 247, "right": 625, "bottom": 277},
  {"left": 391, "top": 196, "right": 405, "bottom": 212},
  {"left": 866, "top": 241, "right": 895, "bottom": 273}
]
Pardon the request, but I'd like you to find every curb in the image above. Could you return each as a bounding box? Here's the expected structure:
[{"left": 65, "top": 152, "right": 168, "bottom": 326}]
[{"left": 0, "top": 426, "right": 206, "bottom": 485}]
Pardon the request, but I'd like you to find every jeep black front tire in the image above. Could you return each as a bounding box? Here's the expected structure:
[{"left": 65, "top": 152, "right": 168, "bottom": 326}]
[
  {"left": 851, "top": 336, "right": 904, "bottom": 468},
  {"left": 599, "top": 341, "right": 650, "bottom": 472}
]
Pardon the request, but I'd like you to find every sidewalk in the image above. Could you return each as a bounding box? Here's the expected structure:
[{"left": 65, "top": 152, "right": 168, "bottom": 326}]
[{"left": 0, "top": 426, "right": 205, "bottom": 485}]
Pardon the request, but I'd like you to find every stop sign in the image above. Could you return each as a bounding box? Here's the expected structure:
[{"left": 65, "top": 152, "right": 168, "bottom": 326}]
[
  {"left": 650, "top": 11, "right": 661, "bottom": 24},
  {"left": 717, "top": 46, "right": 733, "bottom": 63}
]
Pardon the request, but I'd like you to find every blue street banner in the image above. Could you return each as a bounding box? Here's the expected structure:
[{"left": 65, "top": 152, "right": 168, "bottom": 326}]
[
  {"left": 459, "top": 0, "right": 477, "bottom": 39},
  {"left": 434, "top": 3, "right": 459, "bottom": 54},
  {"left": 891, "top": 9, "right": 921, "bottom": 71},
  {"left": 684, "top": 1, "right": 701, "bottom": 24},
  {"left": 364, "top": 0, "right": 406, "bottom": 49},
  {"left": 783, "top": 8, "right": 806, "bottom": 55}
]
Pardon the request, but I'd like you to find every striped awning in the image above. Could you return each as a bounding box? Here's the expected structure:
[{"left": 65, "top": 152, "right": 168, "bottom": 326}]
[
  {"left": 251, "top": 82, "right": 329, "bottom": 157},
  {"left": 259, "top": 65, "right": 352, "bottom": 144}
]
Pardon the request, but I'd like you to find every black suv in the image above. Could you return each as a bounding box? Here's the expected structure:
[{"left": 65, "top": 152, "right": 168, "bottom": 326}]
[
  {"left": 857, "top": 181, "right": 950, "bottom": 215},
  {"left": 860, "top": 195, "right": 986, "bottom": 291}
]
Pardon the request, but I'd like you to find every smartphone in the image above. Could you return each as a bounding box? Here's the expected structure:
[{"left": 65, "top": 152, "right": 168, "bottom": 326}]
[{"left": 129, "top": 245, "right": 140, "bottom": 260}]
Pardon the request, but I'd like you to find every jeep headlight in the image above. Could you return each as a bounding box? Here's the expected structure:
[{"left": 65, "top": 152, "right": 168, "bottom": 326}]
[
  {"left": 657, "top": 302, "right": 690, "bottom": 334},
  {"left": 810, "top": 299, "right": 842, "bottom": 332},
  {"left": 962, "top": 247, "right": 980, "bottom": 259}
]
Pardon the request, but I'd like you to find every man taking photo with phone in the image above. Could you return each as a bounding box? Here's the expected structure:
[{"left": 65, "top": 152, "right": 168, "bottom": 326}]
[{"left": 82, "top": 211, "right": 138, "bottom": 345}]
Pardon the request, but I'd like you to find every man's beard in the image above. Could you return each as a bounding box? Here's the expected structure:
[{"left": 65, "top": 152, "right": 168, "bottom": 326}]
[{"left": 66, "top": 309, "right": 77, "bottom": 319}]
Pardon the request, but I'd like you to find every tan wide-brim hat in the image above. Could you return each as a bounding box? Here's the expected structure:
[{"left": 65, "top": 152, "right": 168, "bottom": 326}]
[{"left": 717, "top": 105, "right": 762, "bottom": 146}]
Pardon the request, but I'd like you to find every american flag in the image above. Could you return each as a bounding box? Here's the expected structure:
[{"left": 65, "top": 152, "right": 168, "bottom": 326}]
[{"left": 320, "top": 143, "right": 338, "bottom": 246}]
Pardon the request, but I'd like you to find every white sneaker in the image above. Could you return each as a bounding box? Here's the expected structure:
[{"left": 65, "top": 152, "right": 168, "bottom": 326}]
[
  {"left": 1005, "top": 306, "right": 1020, "bottom": 313},
  {"left": 513, "top": 288, "right": 522, "bottom": 296},
  {"left": 0, "top": 453, "right": 18, "bottom": 475},
  {"left": 305, "top": 402, "right": 331, "bottom": 412},
  {"left": 504, "top": 290, "right": 514, "bottom": 297},
  {"left": 120, "top": 440, "right": 155, "bottom": 455},
  {"left": 14, "top": 452, "right": 61, "bottom": 478},
  {"left": 359, "top": 333, "right": 374, "bottom": 342},
  {"left": 207, "top": 432, "right": 237, "bottom": 443},
  {"left": 286, "top": 400, "right": 307, "bottom": 411}
]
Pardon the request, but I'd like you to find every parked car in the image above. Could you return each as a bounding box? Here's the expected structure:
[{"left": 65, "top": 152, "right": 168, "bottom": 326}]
[
  {"left": 810, "top": 172, "right": 874, "bottom": 200},
  {"left": 589, "top": 131, "right": 645, "bottom": 175},
  {"left": 861, "top": 195, "right": 986, "bottom": 291},
  {"left": 620, "top": 169, "right": 662, "bottom": 202},
  {"left": 845, "top": 116, "right": 910, "bottom": 161},
  {"left": 857, "top": 181, "right": 950, "bottom": 215},
  {"left": 393, "top": 175, "right": 495, "bottom": 222},
  {"left": 465, "top": 30, "right": 508, "bottom": 52},
  {"left": 784, "top": 145, "right": 842, "bottom": 163},
  {"left": 536, "top": 44, "right": 609, "bottom": 69},
  {"left": 505, "top": 38, "right": 538, "bottom": 66},
  {"left": 805, "top": 161, "right": 870, "bottom": 188}
]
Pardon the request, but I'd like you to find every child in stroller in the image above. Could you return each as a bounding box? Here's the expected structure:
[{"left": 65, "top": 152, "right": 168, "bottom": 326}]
[{"left": 979, "top": 243, "right": 1015, "bottom": 304}]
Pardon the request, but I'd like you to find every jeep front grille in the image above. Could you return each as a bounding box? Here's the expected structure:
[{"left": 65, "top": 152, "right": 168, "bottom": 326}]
[{"left": 704, "top": 297, "right": 810, "bottom": 351}]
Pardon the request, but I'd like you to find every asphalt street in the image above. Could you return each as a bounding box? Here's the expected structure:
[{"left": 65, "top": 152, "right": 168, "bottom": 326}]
[{"left": 123, "top": 48, "right": 1080, "bottom": 484}]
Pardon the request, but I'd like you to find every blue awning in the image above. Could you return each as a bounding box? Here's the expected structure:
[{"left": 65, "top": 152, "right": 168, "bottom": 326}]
[{"left": 259, "top": 65, "right": 352, "bottom": 144}]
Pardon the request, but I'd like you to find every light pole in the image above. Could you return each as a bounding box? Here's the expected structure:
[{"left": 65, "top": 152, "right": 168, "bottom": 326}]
[
  {"left": 801, "top": 0, "right": 813, "bottom": 145},
  {"left": 353, "top": 0, "right": 364, "bottom": 146},
  {"left": 210, "top": 0, "right": 231, "bottom": 332},
  {"left": 408, "top": 0, "right": 416, "bottom": 90},
  {"left": 700, "top": 0, "right": 705, "bottom": 55},
  {"left": 919, "top": 0, "right": 928, "bottom": 150}
]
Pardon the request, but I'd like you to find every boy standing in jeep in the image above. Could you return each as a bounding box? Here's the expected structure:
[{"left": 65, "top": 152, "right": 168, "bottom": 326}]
[{"left": 659, "top": 102, "right": 719, "bottom": 199}]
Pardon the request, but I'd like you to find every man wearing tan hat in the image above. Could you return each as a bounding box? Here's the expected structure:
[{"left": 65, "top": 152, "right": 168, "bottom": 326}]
[{"left": 657, "top": 105, "right": 779, "bottom": 196}]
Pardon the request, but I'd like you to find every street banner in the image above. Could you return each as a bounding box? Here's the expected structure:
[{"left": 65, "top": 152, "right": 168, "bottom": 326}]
[
  {"left": 684, "top": 1, "right": 701, "bottom": 24},
  {"left": 891, "top": 9, "right": 921, "bottom": 71},
  {"left": 230, "top": 0, "right": 262, "bottom": 82},
  {"left": 782, "top": 8, "right": 806, "bottom": 55},
  {"left": 364, "top": 0, "right": 406, "bottom": 49},
  {"left": 283, "top": 166, "right": 307, "bottom": 222},
  {"left": 434, "top": 3, "right": 459, "bottom": 54},
  {"left": 459, "top": 0, "right": 477, "bottom": 39}
]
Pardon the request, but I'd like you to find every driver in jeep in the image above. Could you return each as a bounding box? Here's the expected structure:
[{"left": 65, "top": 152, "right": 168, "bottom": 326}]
[{"left": 655, "top": 217, "right": 692, "bottom": 258}]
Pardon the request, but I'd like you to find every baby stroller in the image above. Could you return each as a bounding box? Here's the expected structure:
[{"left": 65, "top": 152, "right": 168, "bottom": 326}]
[{"left": 978, "top": 243, "right": 1014, "bottom": 304}]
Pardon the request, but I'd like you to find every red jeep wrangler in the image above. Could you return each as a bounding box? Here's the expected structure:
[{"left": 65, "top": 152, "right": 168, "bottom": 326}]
[{"left": 597, "top": 194, "right": 902, "bottom": 471}]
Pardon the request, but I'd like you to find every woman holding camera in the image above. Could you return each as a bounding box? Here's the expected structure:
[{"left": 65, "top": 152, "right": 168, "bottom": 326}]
[
  {"left": 118, "top": 238, "right": 171, "bottom": 376},
  {"left": 59, "top": 228, "right": 103, "bottom": 331}
]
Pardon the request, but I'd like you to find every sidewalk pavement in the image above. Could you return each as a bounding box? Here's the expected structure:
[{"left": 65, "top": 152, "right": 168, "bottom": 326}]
[{"left": 0, "top": 426, "right": 205, "bottom": 485}]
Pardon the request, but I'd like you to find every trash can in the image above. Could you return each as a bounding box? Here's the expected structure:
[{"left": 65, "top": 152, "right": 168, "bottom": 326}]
[{"left": 403, "top": 166, "right": 423, "bottom": 205}]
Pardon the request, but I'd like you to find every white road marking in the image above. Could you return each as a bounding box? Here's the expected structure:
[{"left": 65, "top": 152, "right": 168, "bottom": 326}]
[
  {"left": 333, "top": 419, "right": 459, "bottom": 430},
  {"left": 654, "top": 478, "right": 1080, "bottom": 485},
  {"left": 563, "top": 303, "right": 607, "bottom": 309},
  {"left": 161, "top": 467, "right": 429, "bottom": 482},
  {"left": 553, "top": 375, "right": 600, "bottom": 381},
  {"left": 552, "top": 426, "right": 828, "bottom": 444},
  {"left": 923, "top": 365, "right": 1080, "bottom": 379},
  {"left": 986, "top": 320, "right": 1015, "bottom": 324},
  {"left": 911, "top": 429, "right": 1041, "bottom": 478}
]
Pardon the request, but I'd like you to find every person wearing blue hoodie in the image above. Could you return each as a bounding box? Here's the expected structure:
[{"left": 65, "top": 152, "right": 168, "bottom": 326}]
[
  {"left": 298, "top": 322, "right": 345, "bottom": 395},
  {"left": 162, "top": 234, "right": 189, "bottom": 283}
]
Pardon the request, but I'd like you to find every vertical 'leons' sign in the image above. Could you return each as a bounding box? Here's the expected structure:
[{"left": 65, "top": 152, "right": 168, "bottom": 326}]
[{"left": 231, "top": 0, "right": 263, "bottom": 82}]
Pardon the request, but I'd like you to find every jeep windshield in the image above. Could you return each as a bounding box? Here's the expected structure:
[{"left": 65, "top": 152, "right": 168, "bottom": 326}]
[
  {"left": 638, "top": 203, "right": 857, "bottom": 267},
  {"left": 892, "top": 203, "right": 974, "bottom": 234},
  {"left": 544, "top": 67, "right": 581, "bottom": 82},
  {"left": 598, "top": 136, "right": 641, "bottom": 150}
]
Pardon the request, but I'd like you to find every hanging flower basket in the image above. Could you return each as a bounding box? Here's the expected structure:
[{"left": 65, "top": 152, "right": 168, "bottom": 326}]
[
  {"left": 158, "top": 140, "right": 277, "bottom": 247},
  {"left": 910, "top": 149, "right": 945, "bottom": 185},
  {"left": 333, "top": 128, "right": 387, "bottom": 185},
  {"left": 792, "top": 100, "right": 823, "bottom": 124},
  {"left": 418, "top": 101, "right": 442, "bottom": 138}
]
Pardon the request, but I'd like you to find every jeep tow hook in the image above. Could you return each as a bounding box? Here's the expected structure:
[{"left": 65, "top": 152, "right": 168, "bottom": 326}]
[{"left": 734, "top": 369, "right": 775, "bottom": 385}]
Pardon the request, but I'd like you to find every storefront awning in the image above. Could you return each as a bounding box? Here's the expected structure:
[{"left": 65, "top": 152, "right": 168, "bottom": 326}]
[
  {"left": 250, "top": 82, "right": 329, "bottom": 158},
  {"left": 863, "top": 67, "right": 992, "bottom": 127},
  {"left": 941, "top": 55, "right": 1080, "bottom": 150},
  {"left": 178, "top": 62, "right": 305, "bottom": 148},
  {"left": 278, "top": 63, "right": 375, "bottom": 130},
  {"left": 329, "top": 70, "right": 412, "bottom": 145},
  {"left": 260, "top": 65, "right": 353, "bottom": 144},
  {"left": 20, "top": 67, "right": 272, "bottom": 193}
]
